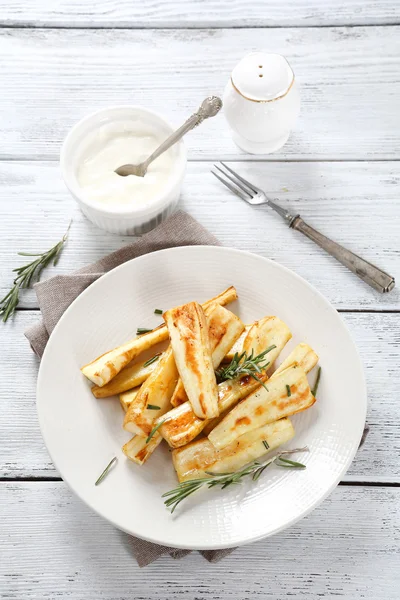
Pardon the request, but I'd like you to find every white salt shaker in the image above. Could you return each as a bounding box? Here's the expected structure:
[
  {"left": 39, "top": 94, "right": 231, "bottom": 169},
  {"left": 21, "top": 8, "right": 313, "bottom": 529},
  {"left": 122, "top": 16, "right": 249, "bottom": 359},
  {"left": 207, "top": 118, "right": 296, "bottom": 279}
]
[{"left": 223, "top": 52, "right": 300, "bottom": 154}]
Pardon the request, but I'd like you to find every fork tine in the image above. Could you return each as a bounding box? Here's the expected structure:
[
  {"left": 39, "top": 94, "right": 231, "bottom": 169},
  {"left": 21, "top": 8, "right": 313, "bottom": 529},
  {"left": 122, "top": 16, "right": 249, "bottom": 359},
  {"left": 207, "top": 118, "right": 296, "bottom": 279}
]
[
  {"left": 220, "top": 162, "right": 259, "bottom": 195},
  {"left": 211, "top": 170, "right": 249, "bottom": 201},
  {"left": 214, "top": 165, "right": 253, "bottom": 198}
]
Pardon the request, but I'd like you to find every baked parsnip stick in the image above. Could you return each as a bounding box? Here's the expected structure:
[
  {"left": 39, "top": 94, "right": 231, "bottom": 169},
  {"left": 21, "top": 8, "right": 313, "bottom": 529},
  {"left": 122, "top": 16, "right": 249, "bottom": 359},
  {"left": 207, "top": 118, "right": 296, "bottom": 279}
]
[
  {"left": 170, "top": 304, "right": 245, "bottom": 407},
  {"left": 122, "top": 433, "right": 163, "bottom": 465},
  {"left": 123, "top": 347, "right": 179, "bottom": 436},
  {"left": 172, "top": 418, "right": 295, "bottom": 482},
  {"left": 164, "top": 302, "right": 219, "bottom": 419},
  {"left": 119, "top": 387, "right": 140, "bottom": 412},
  {"left": 92, "top": 359, "right": 159, "bottom": 398},
  {"left": 221, "top": 325, "right": 252, "bottom": 363}
]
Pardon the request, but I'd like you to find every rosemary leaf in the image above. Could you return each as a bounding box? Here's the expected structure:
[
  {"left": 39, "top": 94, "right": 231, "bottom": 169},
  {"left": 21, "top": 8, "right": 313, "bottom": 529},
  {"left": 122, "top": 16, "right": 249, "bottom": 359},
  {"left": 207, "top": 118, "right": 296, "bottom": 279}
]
[
  {"left": 312, "top": 367, "right": 322, "bottom": 397},
  {"left": 143, "top": 354, "right": 161, "bottom": 368},
  {"left": 137, "top": 328, "right": 153, "bottom": 335},
  {"left": 147, "top": 404, "right": 161, "bottom": 410},
  {"left": 95, "top": 456, "right": 117, "bottom": 486},
  {"left": 286, "top": 384, "right": 291, "bottom": 397},
  {"left": 275, "top": 457, "right": 306, "bottom": 469},
  {"left": 146, "top": 419, "right": 166, "bottom": 443},
  {"left": 154, "top": 308, "right": 163, "bottom": 315},
  {"left": 262, "top": 440, "right": 270, "bottom": 450}
]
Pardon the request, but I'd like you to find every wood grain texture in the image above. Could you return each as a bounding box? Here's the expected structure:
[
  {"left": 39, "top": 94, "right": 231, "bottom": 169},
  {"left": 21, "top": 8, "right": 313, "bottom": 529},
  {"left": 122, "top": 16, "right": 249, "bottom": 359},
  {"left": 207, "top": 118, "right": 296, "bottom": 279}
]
[
  {"left": 0, "top": 0, "right": 398, "bottom": 27},
  {"left": 1, "top": 482, "right": 399, "bottom": 599},
  {"left": 1, "top": 26, "right": 400, "bottom": 160},
  {"left": 0, "top": 160, "right": 398, "bottom": 310},
  {"left": 1, "top": 310, "right": 399, "bottom": 481}
]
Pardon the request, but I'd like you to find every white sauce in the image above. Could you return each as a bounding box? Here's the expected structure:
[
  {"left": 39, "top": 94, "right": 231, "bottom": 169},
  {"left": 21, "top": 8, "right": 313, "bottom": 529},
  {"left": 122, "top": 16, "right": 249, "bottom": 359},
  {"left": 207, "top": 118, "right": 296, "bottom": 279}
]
[{"left": 76, "top": 121, "right": 174, "bottom": 207}]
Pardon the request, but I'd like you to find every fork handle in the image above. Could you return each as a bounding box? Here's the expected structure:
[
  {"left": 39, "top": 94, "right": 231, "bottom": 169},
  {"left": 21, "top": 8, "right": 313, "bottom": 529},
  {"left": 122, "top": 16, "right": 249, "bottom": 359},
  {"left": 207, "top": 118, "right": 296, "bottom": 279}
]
[{"left": 291, "top": 216, "right": 395, "bottom": 293}]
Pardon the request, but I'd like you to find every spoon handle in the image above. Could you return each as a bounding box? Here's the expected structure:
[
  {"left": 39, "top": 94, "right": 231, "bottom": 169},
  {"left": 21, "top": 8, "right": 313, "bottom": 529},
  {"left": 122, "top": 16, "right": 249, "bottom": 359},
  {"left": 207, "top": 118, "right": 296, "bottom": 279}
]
[{"left": 142, "top": 96, "right": 222, "bottom": 171}]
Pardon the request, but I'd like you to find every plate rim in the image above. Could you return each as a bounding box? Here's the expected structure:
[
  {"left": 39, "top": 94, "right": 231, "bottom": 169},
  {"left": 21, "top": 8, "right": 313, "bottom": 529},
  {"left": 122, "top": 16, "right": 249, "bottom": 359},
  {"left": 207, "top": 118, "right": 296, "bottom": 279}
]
[{"left": 37, "top": 245, "right": 367, "bottom": 549}]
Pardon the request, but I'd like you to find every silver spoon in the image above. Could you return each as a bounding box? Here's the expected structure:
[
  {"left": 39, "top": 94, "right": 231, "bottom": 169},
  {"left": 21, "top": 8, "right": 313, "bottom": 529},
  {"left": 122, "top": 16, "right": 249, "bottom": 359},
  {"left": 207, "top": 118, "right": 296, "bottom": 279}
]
[{"left": 115, "top": 96, "right": 222, "bottom": 177}]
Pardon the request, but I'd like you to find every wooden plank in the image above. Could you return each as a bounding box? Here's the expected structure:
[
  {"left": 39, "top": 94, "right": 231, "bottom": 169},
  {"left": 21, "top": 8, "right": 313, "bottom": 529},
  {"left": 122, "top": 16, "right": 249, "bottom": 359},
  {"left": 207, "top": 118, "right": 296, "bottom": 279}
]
[
  {"left": 0, "top": 160, "right": 398, "bottom": 310},
  {"left": 0, "top": 482, "right": 399, "bottom": 598},
  {"left": 1, "top": 310, "right": 399, "bottom": 481},
  {"left": 0, "top": 0, "right": 398, "bottom": 27},
  {"left": 0, "top": 27, "right": 399, "bottom": 160}
]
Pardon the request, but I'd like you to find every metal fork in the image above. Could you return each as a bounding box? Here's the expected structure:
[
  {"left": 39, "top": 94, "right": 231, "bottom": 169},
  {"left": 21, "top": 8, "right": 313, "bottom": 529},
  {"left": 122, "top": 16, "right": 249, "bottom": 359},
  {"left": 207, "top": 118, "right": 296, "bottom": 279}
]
[{"left": 212, "top": 162, "right": 395, "bottom": 293}]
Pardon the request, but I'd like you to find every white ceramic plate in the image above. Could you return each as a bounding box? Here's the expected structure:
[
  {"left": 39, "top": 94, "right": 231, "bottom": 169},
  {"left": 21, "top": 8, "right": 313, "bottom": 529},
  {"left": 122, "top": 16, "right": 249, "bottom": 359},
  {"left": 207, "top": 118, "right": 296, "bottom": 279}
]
[{"left": 37, "top": 246, "right": 366, "bottom": 550}]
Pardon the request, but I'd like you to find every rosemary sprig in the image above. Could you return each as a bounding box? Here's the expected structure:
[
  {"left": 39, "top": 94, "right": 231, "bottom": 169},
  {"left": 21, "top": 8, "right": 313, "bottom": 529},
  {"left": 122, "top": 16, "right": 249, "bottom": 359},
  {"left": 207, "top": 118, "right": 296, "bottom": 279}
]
[
  {"left": 143, "top": 354, "right": 161, "bottom": 368},
  {"left": 312, "top": 366, "right": 322, "bottom": 397},
  {"left": 146, "top": 418, "right": 166, "bottom": 443},
  {"left": 0, "top": 222, "right": 71, "bottom": 323},
  {"left": 216, "top": 345, "right": 276, "bottom": 391},
  {"left": 95, "top": 456, "right": 117, "bottom": 486},
  {"left": 162, "top": 446, "right": 309, "bottom": 513}
]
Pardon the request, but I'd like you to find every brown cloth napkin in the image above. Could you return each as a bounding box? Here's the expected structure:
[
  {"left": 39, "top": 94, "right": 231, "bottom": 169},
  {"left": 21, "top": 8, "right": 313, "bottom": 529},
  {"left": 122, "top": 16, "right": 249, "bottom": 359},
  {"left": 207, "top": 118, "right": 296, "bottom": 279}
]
[{"left": 25, "top": 210, "right": 236, "bottom": 567}]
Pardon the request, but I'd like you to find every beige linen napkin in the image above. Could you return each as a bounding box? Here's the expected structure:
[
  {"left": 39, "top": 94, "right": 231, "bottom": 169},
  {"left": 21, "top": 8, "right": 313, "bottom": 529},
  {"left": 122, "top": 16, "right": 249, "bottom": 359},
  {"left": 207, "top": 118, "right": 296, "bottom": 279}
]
[{"left": 25, "top": 210, "right": 236, "bottom": 567}]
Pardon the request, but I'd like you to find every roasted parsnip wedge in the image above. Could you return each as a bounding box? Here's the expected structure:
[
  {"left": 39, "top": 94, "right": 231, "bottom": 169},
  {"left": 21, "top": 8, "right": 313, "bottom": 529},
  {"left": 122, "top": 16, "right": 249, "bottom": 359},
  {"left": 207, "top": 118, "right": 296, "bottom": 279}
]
[
  {"left": 172, "top": 418, "right": 295, "bottom": 482},
  {"left": 198, "top": 285, "right": 238, "bottom": 312},
  {"left": 222, "top": 325, "right": 252, "bottom": 363},
  {"left": 119, "top": 387, "right": 140, "bottom": 412},
  {"left": 164, "top": 302, "right": 219, "bottom": 419},
  {"left": 274, "top": 342, "right": 319, "bottom": 376},
  {"left": 208, "top": 365, "right": 315, "bottom": 450},
  {"left": 81, "top": 326, "right": 168, "bottom": 388},
  {"left": 242, "top": 316, "right": 292, "bottom": 358},
  {"left": 81, "top": 286, "right": 237, "bottom": 387},
  {"left": 92, "top": 358, "right": 159, "bottom": 398},
  {"left": 203, "top": 342, "right": 319, "bottom": 435},
  {"left": 203, "top": 304, "right": 245, "bottom": 370},
  {"left": 159, "top": 316, "right": 292, "bottom": 447},
  {"left": 170, "top": 304, "right": 245, "bottom": 407},
  {"left": 122, "top": 433, "right": 163, "bottom": 465},
  {"left": 123, "top": 347, "right": 179, "bottom": 436},
  {"left": 169, "top": 381, "right": 188, "bottom": 409}
]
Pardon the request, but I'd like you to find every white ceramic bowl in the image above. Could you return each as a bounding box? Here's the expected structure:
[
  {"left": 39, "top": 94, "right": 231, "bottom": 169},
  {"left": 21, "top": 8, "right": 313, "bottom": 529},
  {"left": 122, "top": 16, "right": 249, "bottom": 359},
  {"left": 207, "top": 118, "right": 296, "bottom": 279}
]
[{"left": 60, "top": 106, "right": 187, "bottom": 235}]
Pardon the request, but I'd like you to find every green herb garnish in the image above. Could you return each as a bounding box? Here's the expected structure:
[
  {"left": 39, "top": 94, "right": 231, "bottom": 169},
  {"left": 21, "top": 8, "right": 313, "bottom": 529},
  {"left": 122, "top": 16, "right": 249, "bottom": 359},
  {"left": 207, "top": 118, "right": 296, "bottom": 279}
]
[
  {"left": 286, "top": 384, "right": 291, "bottom": 397},
  {"left": 262, "top": 440, "right": 270, "bottom": 450},
  {"left": 312, "top": 367, "right": 322, "bottom": 397},
  {"left": 0, "top": 222, "right": 71, "bottom": 323},
  {"left": 275, "top": 457, "right": 306, "bottom": 469},
  {"left": 137, "top": 327, "right": 153, "bottom": 335},
  {"left": 147, "top": 404, "right": 161, "bottom": 410},
  {"left": 146, "top": 419, "right": 166, "bottom": 443},
  {"left": 216, "top": 346, "right": 276, "bottom": 391},
  {"left": 143, "top": 354, "right": 161, "bottom": 368},
  {"left": 162, "top": 446, "right": 309, "bottom": 513},
  {"left": 95, "top": 456, "right": 117, "bottom": 486},
  {"left": 154, "top": 308, "right": 163, "bottom": 315}
]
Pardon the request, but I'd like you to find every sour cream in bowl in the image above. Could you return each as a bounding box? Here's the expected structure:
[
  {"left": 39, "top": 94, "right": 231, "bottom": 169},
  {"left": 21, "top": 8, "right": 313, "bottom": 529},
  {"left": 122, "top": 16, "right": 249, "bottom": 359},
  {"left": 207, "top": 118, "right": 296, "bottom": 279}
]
[{"left": 61, "top": 106, "right": 187, "bottom": 235}]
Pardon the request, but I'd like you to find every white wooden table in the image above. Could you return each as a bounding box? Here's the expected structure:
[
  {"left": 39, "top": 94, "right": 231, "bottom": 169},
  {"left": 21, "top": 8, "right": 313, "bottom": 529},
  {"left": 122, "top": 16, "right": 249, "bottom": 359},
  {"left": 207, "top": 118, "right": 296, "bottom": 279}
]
[{"left": 1, "top": 3, "right": 400, "bottom": 598}]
